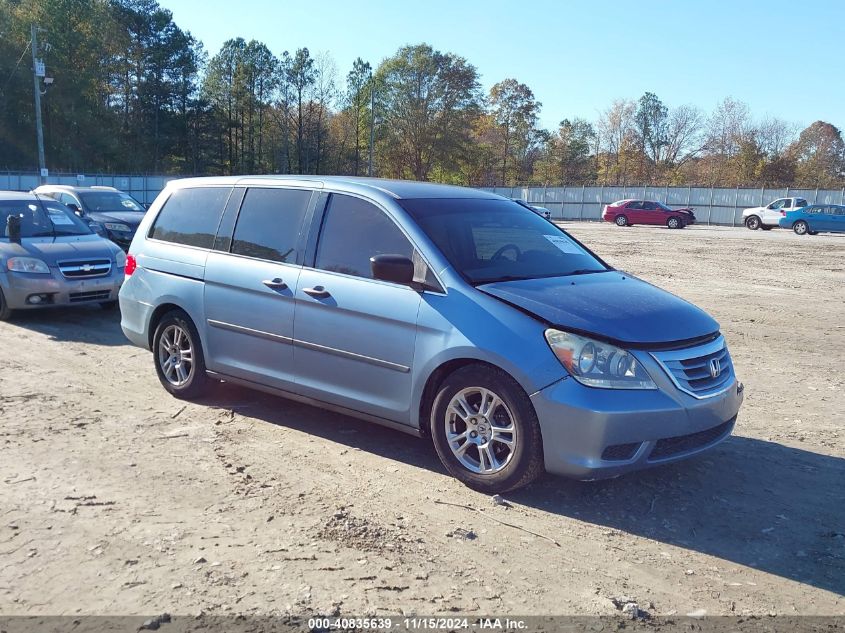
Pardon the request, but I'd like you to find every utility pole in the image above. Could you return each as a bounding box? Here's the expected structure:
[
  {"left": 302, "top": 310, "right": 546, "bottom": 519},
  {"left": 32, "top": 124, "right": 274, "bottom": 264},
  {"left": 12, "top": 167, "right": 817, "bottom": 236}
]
[
  {"left": 367, "top": 71, "right": 375, "bottom": 177},
  {"left": 30, "top": 24, "right": 47, "bottom": 184}
]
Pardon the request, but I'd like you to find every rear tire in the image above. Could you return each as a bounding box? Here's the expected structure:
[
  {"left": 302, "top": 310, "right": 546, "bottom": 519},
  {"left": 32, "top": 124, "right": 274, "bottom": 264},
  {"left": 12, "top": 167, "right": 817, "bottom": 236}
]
[
  {"left": 152, "top": 309, "right": 210, "bottom": 399},
  {"left": 793, "top": 220, "right": 809, "bottom": 236},
  {"left": 0, "top": 288, "right": 13, "bottom": 321},
  {"left": 430, "top": 364, "right": 544, "bottom": 493},
  {"left": 745, "top": 215, "right": 761, "bottom": 230},
  {"left": 614, "top": 215, "right": 628, "bottom": 227}
]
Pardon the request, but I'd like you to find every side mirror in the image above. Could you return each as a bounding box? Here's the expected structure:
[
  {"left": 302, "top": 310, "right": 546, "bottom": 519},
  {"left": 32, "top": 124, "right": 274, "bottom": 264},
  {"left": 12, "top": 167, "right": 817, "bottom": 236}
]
[
  {"left": 370, "top": 254, "right": 414, "bottom": 285},
  {"left": 6, "top": 214, "right": 21, "bottom": 242}
]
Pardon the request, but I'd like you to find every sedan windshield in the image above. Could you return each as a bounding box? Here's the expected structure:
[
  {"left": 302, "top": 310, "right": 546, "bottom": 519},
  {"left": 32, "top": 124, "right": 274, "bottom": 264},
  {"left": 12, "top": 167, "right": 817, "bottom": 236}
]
[
  {"left": 656, "top": 201, "right": 673, "bottom": 211},
  {"left": 0, "top": 200, "right": 93, "bottom": 238},
  {"left": 78, "top": 191, "right": 144, "bottom": 212},
  {"left": 400, "top": 198, "right": 608, "bottom": 284}
]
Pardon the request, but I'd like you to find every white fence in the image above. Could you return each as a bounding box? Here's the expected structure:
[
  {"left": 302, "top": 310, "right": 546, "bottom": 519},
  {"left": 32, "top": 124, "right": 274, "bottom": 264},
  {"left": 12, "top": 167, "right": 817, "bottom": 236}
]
[
  {"left": 5, "top": 173, "right": 844, "bottom": 226},
  {"left": 484, "top": 186, "right": 845, "bottom": 226},
  {"left": 1, "top": 172, "right": 172, "bottom": 205}
]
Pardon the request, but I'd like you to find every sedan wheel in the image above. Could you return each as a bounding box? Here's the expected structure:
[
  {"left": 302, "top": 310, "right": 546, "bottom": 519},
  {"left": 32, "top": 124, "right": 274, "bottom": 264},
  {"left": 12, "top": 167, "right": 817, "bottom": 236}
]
[
  {"left": 615, "top": 215, "right": 628, "bottom": 227},
  {"left": 793, "top": 220, "right": 809, "bottom": 236},
  {"left": 667, "top": 217, "right": 681, "bottom": 229}
]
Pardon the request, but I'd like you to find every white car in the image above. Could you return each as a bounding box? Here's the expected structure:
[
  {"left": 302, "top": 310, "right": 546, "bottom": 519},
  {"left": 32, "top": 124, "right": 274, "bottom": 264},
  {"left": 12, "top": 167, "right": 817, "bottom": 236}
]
[{"left": 743, "top": 197, "right": 809, "bottom": 230}]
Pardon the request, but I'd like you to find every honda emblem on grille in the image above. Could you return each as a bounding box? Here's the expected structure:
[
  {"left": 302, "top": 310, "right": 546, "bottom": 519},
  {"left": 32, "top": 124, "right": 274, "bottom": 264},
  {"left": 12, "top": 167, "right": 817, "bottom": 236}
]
[{"left": 709, "top": 358, "right": 721, "bottom": 378}]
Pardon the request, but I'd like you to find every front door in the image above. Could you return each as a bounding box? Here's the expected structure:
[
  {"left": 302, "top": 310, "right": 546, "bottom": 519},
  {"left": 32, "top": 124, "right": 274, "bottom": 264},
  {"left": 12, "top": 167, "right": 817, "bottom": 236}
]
[
  {"left": 204, "top": 187, "right": 314, "bottom": 392},
  {"left": 292, "top": 193, "right": 421, "bottom": 424},
  {"left": 763, "top": 198, "right": 787, "bottom": 225}
]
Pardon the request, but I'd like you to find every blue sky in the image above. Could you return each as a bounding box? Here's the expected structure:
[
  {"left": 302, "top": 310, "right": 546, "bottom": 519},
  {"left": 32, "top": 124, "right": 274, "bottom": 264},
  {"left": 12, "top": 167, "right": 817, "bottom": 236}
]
[{"left": 160, "top": 0, "right": 844, "bottom": 131}]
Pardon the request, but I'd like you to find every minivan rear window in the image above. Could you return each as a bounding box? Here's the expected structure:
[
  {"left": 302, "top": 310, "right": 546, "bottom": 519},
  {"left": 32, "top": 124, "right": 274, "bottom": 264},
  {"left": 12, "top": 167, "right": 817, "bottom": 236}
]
[
  {"left": 149, "top": 187, "right": 230, "bottom": 249},
  {"left": 231, "top": 188, "right": 312, "bottom": 263}
]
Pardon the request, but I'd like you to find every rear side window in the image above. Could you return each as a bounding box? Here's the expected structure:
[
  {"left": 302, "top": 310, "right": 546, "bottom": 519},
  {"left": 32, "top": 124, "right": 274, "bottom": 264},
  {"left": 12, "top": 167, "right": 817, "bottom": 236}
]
[
  {"left": 797, "top": 199, "right": 808, "bottom": 207},
  {"left": 231, "top": 188, "right": 312, "bottom": 263},
  {"left": 149, "top": 187, "right": 230, "bottom": 249},
  {"left": 315, "top": 194, "right": 413, "bottom": 279}
]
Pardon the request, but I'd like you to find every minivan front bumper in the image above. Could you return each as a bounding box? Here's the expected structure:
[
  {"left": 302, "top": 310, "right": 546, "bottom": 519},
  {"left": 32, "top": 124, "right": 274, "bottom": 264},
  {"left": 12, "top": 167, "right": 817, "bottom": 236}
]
[{"left": 531, "top": 370, "right": 744, "bottom": 480}]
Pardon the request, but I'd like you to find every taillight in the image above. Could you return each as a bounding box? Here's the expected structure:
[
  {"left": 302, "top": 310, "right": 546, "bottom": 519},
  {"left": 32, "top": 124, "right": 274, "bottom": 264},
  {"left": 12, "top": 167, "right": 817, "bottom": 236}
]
[{"left": 125, "top": 254, "right": 137, "bottom": 276}]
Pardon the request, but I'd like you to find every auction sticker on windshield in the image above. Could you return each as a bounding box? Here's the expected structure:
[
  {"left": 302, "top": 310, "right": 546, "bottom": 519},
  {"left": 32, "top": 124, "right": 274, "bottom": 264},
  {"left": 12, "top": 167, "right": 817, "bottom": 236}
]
[{"left": 543, "top": 234, "right": 582, "bottom": 254}]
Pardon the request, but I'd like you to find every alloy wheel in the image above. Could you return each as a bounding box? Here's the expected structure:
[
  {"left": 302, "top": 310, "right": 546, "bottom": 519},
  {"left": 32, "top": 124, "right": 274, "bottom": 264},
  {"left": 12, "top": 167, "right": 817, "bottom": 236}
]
[
  {"left": 157, "top": 324, "right": 194, "bottom": 387},
  {"left": 444, "top": 387, "right": 517, "bottom": 474}
]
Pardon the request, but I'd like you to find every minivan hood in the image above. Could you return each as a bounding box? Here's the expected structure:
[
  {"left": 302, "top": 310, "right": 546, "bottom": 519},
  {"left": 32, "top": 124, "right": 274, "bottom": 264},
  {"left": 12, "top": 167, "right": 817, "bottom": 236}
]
[
  {"left": 87, "top": 211, "right": 145, "bottom": 226},
  {"left": 0, "top": 235, "right": 117, "bottom": 265},
  {"left": 478, "top": 271, "right": 719, "bottom": 346}
]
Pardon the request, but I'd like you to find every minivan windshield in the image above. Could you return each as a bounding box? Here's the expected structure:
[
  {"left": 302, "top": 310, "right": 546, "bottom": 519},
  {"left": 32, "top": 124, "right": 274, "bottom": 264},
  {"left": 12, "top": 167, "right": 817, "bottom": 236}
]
[
  {"left": 78, "top": 191, "right": 144, "bottom": 213},
  {"left": 400, "top": 198, "right": 609, "bottom": 284},
  {"left": 0, "top": 199, "right": 93, "bottom": 238}
]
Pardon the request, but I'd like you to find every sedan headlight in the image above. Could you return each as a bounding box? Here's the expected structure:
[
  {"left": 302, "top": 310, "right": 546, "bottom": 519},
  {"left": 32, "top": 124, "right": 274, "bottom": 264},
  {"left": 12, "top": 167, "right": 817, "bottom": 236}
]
[
  {"left": 114, "top": 249, "right": 127, "bottom": 268},
  {"left": 545, "top": 329, "right": 656, "bottom": 389},
  {"left": 103, "top": 222, "right": 131, "bottom": 232},
  {"left": 7, "top": 257, "right": 50, "bottom": 274}
]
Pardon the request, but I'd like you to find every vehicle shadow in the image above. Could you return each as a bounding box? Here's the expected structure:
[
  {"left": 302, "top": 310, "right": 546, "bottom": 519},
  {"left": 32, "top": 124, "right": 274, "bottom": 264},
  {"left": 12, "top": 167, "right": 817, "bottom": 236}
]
[
  {"left": 3, "top": 306, "right": 128, "bottom": 347},
  {"left": 202, "top": 382, "right": 845, "bottom": 597}
]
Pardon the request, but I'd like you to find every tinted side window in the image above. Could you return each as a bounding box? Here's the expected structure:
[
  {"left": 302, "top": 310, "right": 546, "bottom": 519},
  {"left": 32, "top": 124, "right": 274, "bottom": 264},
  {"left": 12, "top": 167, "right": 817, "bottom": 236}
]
[
  {"left": 231, "top": 188, "right": 312, "bottom": 263},
  {"left": 315, "top": 194, "right": 413, "bottom": 279},
  {"left": 150, "top": 187, "right": 230, "bottom": 249}
]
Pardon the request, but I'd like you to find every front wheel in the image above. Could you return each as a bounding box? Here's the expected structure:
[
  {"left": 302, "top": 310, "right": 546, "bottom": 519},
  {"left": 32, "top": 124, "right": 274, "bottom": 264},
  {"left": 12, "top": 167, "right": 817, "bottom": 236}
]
[
  {"left": 0, "top": 288, "right": 13, "bottom": 321},
  {"left": 667, "top": 216, "right": 682, "bottom": 229},
  {"left": 614, "top": 215, "right": 628, "bottom": 227},
  {"left": 745, "top": 215, "right": 761, "bottom": 230},
  {"left": 793, "top": 220, "right": 809, "bottom": 236},
  {"left": 430, "top": 365, "right": 544, "bottom": 493},
  {"left": 152, "top": 309, "right": 210, "bottom": 399}
]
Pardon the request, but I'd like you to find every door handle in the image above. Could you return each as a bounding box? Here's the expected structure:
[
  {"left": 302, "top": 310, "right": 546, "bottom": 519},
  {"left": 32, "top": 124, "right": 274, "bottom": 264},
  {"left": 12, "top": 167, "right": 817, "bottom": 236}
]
[
  {"left": 302, "top": 286, "right": 331, "bottom": 299},
  {"left": 262, "top": 277, "right": 288, "bottom": 290}
]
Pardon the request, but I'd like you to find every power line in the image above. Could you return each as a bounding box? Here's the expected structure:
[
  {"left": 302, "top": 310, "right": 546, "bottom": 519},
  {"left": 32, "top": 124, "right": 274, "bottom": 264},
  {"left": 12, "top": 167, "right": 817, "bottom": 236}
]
[{"left": 1, "top": 37, "right": 33, "bottom": 94}]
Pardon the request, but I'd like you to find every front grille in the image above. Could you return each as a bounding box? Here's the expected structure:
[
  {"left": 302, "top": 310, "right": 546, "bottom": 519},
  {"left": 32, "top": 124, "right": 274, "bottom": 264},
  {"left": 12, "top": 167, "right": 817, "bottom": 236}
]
[
  {"left": 651, "top": 336, "right": 734, "bottom": 398},
  {"left": 601, "top": 442, "right": 641, "bottom": 461},
  {"left": 69, "top": 290, "right": 111, "bottom": 303},
  {"left": 58, "top": 259, "right": 112, "bottom": 279},
  {"left": 649, "top": 418, "right": 734, "bottom": 461}
]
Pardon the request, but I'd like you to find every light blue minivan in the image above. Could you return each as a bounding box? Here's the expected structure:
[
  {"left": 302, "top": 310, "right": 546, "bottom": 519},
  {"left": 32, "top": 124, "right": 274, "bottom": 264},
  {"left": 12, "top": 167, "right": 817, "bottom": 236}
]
[{"left": 119, "top": 177, "right": 743, "bottom": 492}]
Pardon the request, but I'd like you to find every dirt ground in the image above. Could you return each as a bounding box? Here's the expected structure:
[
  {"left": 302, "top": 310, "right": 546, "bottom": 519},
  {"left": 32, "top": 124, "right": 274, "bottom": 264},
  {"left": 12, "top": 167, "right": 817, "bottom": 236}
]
[{"left": 1, "top": 222, "right": 843, "bottom": 618}]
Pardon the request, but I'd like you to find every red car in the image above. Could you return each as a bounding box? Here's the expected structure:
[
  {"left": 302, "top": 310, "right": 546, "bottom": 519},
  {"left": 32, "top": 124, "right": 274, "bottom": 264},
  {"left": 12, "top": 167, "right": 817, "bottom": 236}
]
[{"left": 602, "top": 199, "right": 696, "bottom": 229}]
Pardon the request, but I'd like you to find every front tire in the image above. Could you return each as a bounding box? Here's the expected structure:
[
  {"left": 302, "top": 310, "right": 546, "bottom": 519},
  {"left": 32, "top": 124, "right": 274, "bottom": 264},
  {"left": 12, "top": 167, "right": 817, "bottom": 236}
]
[
  {"left": 430, "top": 365, "right": 544, "bottom": 493},
  {"left": 745, "top": 215, "right": 761, "bottom": 230},
  {"left": 667, "top": 216, "right": 682, "bottom": 229},
  {"left": 0, "top": 288, "right": 13, "bottom": 321},
  {"left": 793, "top": 220, "right": 809, "bottom": 236},
  {"left": 614, "top": 215, "right": 628, "bottom": 227},
  {"left": 152, "top": 309, "right": 210, "bottom": 399}
]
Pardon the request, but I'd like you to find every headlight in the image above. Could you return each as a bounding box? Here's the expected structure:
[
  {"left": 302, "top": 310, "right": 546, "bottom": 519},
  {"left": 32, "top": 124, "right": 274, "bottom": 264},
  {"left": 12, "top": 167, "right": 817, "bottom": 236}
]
[
  {"left": 103, "top": 222, "right": 131, "bottom": 232},
  {"left": 7, "top": 257, "right": 50, "bottom": 274},
  {"left": 544, "top": 329, "right": 656, "bottom": 390},
  {"left": 114, "top": 250, "right": 127, "bottom": 268}
]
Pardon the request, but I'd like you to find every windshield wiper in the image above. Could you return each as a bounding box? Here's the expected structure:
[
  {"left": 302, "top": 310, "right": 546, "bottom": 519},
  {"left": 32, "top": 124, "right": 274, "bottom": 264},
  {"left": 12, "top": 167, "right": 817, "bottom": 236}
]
[
  {"left": 472, "top": 274, "right": 533, "bottom": 285},
  {"left": 562, "top": 269, "right": 610, "bottom": 276}
]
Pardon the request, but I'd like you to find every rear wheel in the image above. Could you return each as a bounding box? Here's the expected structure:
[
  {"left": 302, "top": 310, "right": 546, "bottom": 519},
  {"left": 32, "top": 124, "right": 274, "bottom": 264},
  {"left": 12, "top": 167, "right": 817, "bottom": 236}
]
[
  {"left": 0, "top": 288, "right": 13, "bottom": 321},
  {"left": 667, "top": 216, "right": 682, "bottom": 229},
  {"left": 793, "top": 220, "right": 809, "bottom": 236},
  {"left": 152, "top": 309, "right": 210, "bottom": 399},
  {"left": 745, "top": 215, "right": 761, "bottom": 230},
  {"left": 614, "top": 215, "right": 628, "bottom": 227},
  {"left": 430, "top": 365, "right": 544, "bottom": 493}
]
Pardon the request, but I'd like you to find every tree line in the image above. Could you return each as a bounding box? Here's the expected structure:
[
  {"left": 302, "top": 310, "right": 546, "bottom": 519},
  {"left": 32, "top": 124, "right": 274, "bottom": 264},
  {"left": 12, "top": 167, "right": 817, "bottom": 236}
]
[{"left": 2, "top": 0, "right": 844, "bottom": 188}]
